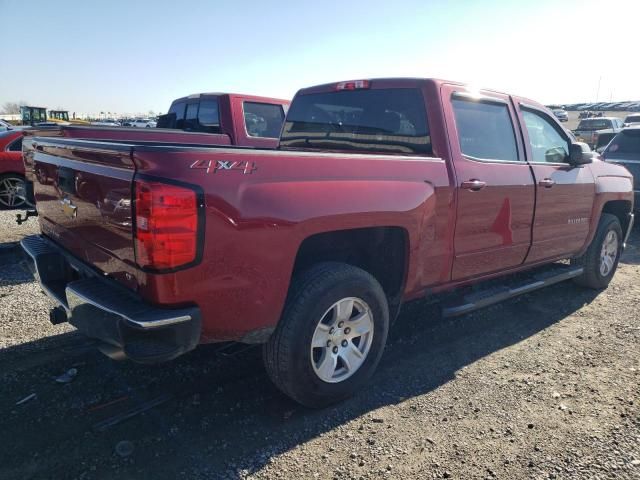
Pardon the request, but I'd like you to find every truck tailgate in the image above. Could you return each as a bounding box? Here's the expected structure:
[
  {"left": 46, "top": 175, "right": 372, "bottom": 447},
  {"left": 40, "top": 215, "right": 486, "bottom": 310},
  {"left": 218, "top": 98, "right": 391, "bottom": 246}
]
[{"left": 25, "top": 137, "right": 138, "bottom": 288}]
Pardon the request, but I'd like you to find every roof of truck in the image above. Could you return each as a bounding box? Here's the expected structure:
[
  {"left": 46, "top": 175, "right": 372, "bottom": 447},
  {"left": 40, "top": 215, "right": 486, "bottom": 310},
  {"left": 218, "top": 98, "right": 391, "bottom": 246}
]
[
  {"left": 296, "top": 77, "right": 548, "bottom": 110},
  {"left": 169, "top": 93, "right": 290, "bottom": 105}
]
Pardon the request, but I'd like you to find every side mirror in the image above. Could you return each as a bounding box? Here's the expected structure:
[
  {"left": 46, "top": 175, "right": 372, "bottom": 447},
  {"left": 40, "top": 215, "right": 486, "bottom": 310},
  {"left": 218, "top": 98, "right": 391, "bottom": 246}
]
[{"left": 569, "top": 143, "right": 593, "bottom": 165}]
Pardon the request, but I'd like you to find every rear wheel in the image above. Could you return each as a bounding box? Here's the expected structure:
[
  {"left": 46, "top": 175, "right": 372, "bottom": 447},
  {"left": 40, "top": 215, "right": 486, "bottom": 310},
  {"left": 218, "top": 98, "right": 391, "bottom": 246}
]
[
  {"left": 0, "top": 174, "right": 27, "bottom": 209},
  {"left": 572, "top": 213, "right": 623, "bottom": 289},
  {"left": 263, "top": 262, "right": 389, "bottom": 408}
]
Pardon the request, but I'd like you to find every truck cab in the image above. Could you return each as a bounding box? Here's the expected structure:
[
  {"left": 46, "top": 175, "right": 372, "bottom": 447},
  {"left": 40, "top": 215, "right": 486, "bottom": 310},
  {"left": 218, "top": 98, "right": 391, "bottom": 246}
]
[{"left": 160, "top": 93, "right": 289, "bottom": 148}]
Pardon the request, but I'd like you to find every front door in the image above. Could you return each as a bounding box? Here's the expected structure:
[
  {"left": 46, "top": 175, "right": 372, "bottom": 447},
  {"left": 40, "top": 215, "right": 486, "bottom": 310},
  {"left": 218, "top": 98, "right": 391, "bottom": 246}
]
[
  {"left": 515, "top": 103, "right": 595, "bottom": 263},
  {"left": 443, "top": 86, "right": 536, "bottom": 280}
]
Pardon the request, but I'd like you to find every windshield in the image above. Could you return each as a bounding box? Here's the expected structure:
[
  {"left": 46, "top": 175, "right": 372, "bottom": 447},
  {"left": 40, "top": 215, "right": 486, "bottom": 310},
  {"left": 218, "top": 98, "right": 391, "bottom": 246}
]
[
  {"left": 280, "top": 88, "right": 432, "bottom": 155},
  {"left": 624, "top": 115, "right": 640, "bottom": 124},
  {"left": 605, "top": 129, "right": 640, "bottom": 156},
  {"left": 577, "top": 119, "right": 612, "bottom": 131}
]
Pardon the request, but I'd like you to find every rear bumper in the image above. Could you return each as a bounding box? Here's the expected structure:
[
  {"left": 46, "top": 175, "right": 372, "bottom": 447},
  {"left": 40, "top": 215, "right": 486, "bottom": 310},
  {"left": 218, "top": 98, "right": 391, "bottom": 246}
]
[{"left": 20, "top": 235, "right": 201, "bottom": 363}]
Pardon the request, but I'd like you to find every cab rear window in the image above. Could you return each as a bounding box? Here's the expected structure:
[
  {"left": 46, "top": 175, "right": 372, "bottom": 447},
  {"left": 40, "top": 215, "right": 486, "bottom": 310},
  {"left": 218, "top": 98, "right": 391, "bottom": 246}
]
[
  {"left": 244, "top": 102, "right": 285, "bottom": 138},
  {"left": 606, "top": 129, "right": 640, "bottom": 155},
  {"left": 577, "top": 119, "right": 612, "bottom": 130},
  {"left": 280, "top": 88, "right": 431, "bottom": 155}
]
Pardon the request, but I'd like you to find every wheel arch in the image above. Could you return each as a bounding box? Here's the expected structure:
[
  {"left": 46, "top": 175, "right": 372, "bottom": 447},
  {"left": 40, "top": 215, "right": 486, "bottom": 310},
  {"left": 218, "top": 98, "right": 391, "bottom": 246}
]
[
  {"left": 0, "top": 171, "right": 26, "bottom": 179},
  {"left": 601, "top": 199, "right": 633, "bottom": 233},
  {"left": 291, "top": 226, "right": 410, "bottom": 322}
]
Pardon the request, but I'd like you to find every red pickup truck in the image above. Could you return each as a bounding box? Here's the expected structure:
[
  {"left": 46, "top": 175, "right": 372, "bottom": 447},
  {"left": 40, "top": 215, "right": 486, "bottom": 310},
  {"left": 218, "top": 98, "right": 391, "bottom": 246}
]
[
  {"left": 59, "top": 93, "right": 289, "bottom": 149},
  {"left": 21, "top": 78, "right": 634, "bottom": 407}
]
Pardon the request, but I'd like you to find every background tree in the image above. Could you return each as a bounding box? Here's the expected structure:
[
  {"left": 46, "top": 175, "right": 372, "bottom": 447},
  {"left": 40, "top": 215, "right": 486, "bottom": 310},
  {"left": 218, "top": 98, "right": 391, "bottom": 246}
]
[{"left": 1, "top": 101, "right": 29, "bottom": 114}]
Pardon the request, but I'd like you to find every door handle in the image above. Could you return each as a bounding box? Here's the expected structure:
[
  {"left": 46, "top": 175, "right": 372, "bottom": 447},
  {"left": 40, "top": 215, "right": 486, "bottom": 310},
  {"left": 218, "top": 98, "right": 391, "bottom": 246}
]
[
  {"left": 539, "top": 178, "right": 555, "bottom": 188},
  {"left": 460, "top": 179, "right": 487, "bottom": 191}
]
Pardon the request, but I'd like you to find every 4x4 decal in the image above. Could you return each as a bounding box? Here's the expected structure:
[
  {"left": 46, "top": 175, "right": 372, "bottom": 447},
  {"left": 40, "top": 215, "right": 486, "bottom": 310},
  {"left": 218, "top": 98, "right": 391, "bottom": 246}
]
[{"left": 189, "top": 159, "right": 257, "bottom": 174}]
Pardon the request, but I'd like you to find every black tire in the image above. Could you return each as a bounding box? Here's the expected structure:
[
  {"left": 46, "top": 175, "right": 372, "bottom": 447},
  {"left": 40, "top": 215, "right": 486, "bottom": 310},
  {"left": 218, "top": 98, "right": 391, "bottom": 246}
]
[
  {"left": 263, "top": 262, "right": 389, "bottom": 408},
  {"left": 572, "top": 213, "right": 623, "bottom": 289},
  {"left": 0, "top": 174, "right": 27, "bottom": 210}
]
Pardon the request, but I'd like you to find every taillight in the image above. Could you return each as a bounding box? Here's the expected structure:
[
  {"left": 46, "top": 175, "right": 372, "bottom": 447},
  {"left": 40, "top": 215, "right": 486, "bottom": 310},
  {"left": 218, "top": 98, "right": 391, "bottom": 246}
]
[
  {"left": 335, "top": 80, "right": 370, "bottom": 91},
  {"left": 134, "top": 179, "right": 201, "bottom": 270}
]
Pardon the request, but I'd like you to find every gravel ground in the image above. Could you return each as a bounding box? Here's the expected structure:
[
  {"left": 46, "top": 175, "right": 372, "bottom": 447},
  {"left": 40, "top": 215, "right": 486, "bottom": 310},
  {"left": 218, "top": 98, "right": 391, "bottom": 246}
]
[{"left": 0, "top": 210, "right": 638, "bottom": 480}]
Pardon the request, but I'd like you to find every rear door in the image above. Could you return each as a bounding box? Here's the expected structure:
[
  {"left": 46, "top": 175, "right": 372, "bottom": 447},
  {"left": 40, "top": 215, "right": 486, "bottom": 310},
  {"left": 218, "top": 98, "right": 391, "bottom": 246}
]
[
  {"left": 442, "top": 85, "right": 536, "bottom": 280},
  {"left": 514, "top": 102, "right": 595, "bottom": 263}
]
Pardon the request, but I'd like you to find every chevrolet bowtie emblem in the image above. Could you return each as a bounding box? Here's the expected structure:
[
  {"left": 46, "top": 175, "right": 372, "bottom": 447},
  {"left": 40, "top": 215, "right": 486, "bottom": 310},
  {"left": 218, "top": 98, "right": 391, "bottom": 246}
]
[{"left": 60, "top": 198, "right": 78, "bottom": 219}]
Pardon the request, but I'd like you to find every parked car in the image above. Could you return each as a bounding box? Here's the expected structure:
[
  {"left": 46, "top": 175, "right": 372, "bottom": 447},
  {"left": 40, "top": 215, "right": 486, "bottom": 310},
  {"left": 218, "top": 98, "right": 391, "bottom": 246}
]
[
  {"left": 0, "top": 130, "right": 28, "bottom": 208},
  {"left": 91, "top": 119, "right": 121, "bottom": 126},
  {"left": 574, "top": 117, "right": 624, "bottom": 147},
  {"left": 21, "top": 78, "right": 634, "bottom": 407},
  {"left": 623, "top": 114, "right": 640, "bottom": 126},
  {"left": 129, "top": 118, "right": 157, "bottom": 128},
  {"left": 552, "top": 108, "right": 569, "bottom": 122},
  {"left": 0, "top": 119, "right": 13, "bottom": 131},
  {"left": 602, "top": 126, "right": 640, "bottom": 210}
]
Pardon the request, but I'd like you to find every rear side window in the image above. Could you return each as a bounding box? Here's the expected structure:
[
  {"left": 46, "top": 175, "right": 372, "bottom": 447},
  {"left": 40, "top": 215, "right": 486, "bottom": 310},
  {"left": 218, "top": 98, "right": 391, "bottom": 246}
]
[
  {"left": 184, "top": 103, "right": 199, "bottom": 130},
  {"left": 451, "top": 99, "right": 519, "bottom": 161},
  {"left": 185, "top": 103, "right": 199, "bottom": 121},
  {"left": 168, "top": 101, "right": 186, "bottom": 121},
  {"left": 280, "top": 88, "right": 431, "bottom": 155},
  {"left": 8, "top": 136, "right": 22, "bottom": 152},
  {"left": 197, "top": 99, "right": 220, "bottom": 133},
  {"left": 522, "top": 109, "right": 570, "bottom": 163},
  {"left": 244, "top": 102, "right": 285, "bottom": 138},
  {"left": 606, "top": 130, "right": 640, "bottom": 155}
]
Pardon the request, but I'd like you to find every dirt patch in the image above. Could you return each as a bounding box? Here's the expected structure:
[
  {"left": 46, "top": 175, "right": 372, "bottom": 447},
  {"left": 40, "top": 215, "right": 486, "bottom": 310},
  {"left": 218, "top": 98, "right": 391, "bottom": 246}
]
[{"left": 0, "top": 211, "right": 638, "bottom": 480}]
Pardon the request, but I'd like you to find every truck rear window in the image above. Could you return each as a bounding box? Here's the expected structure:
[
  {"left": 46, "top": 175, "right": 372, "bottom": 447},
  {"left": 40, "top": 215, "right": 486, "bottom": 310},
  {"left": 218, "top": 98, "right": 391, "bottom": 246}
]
[
  {"left": 244, "top": 102, "right": 285, "bottom": 138},
  {"left": 280, "top": 88, "right": 431, "bottom": 155},
  {"left": 577, "top": 119, "right": 611, "bottom": 131},
  {"left": 606, "top": 129, "right": 640, "bottom": 155}
]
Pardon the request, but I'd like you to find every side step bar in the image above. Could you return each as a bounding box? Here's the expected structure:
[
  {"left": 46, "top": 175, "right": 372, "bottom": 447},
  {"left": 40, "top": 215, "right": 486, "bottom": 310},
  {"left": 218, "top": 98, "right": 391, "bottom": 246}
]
[{"left": 441, "top": 265, "right": 584, "bottom": 318}]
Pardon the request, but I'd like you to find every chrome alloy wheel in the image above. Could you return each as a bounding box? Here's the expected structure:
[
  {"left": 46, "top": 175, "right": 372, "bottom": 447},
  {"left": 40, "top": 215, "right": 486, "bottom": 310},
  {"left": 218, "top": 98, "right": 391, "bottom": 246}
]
[
  {"left": 599, "top": 230, "right": 618, "bottom": 277},
  {"left": 0, "top": 177, "right": 26, "bottom": 208},
  {"left": 310, "top": 297, "right": 374, "bottom": 384}
]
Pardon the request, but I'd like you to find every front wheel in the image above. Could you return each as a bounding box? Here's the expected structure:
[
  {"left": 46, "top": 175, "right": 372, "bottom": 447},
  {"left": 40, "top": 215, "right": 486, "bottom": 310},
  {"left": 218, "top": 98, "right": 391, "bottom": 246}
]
[
  {"left": 572, "top": 213, "right": 623, "bottom": 289},
  {"left": 263, "top": 262, "right": 389, "bottom": 408}
]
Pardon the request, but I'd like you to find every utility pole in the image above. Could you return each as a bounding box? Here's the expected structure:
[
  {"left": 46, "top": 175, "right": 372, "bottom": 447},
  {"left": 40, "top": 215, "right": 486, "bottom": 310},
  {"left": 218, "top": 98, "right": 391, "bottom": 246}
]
[{"left": 596, "top": 76, "right": 602, "bottom": 102}]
